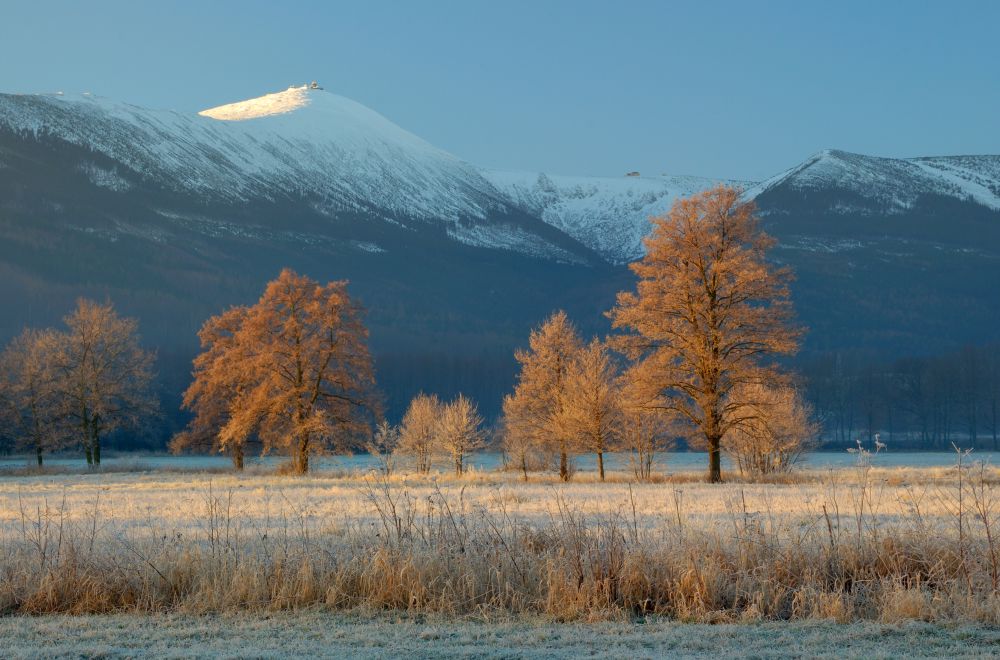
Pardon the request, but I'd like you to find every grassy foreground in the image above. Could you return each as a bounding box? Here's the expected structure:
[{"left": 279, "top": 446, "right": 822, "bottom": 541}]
[
  {"left": 2, "top": 612, "right": 999, "bottom": 658},
  {"left": 2, "top": 462, "right": 1000, "bottom": 626}
]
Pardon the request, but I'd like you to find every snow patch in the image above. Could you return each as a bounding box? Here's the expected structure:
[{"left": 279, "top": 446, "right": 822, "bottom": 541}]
[
  {"left": 486, "top": 170, "right": 749, "bottom": 263},
  {"left": 78, "top": 161, "right": 130, "bottom": 192}
]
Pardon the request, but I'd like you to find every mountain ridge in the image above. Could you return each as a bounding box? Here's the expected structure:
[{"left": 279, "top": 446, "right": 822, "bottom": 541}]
[{"left": 2, "top": 84, "right": 999, "bottom": 422}]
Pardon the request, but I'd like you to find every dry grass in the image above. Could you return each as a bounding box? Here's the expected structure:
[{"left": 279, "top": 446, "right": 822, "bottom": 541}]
[{"left": 1, "top": 459, "right": 999, "bottom": 623}]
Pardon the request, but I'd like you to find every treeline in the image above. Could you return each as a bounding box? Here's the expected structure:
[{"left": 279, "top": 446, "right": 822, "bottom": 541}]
[
  {"left": 1, "top": 186, "right": 821, "bottom": 481},
  {"left": 804, "top": 344, "right": 1000, "bottom": 450}
]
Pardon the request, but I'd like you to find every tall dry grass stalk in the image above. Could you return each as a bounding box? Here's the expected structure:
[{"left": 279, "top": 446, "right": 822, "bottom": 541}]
[{"left": 1, "top": 461, "right": 999, "bottom": 623}]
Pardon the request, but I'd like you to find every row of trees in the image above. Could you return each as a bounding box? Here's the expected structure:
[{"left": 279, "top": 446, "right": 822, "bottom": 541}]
[
  {"left": 500, "top": 314, "right": 672, "bottom": 481},
  {"left": 385, "top": 393, "right": 485, "bottom": 475},
  {"left": 169, "top": 185, "right": 808, "bottom": 481},
  {"left": 805, "top": 344, "right": 1000, "bottom": 450},
  {"left": 0, "top": 300, "right": 157, "bottom": 466},
  {"left": 1, "top": 186, "right": 810, "bottom": 482},
  {"left": 493, "top": 186, "right": 810, "bottom": 482}
]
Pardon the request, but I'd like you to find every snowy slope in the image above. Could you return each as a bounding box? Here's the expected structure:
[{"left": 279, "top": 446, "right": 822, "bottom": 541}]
[
  {"left": 485, "top": 170, "right": 746, "bottom": 263},
  {"left": 746, "top": 149, "right": 1000, "bottom": 213},
  {"left": 0, "top": 85, "right": 509, "bottom": 223},
  {"left": 2, "top": 86, "right": 998, "bottom": 266}
]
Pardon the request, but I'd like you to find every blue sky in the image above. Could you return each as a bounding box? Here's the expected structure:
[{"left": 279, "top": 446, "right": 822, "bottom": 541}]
[{"left": 1, "top": 0, "right": 997, "bottom": 180}]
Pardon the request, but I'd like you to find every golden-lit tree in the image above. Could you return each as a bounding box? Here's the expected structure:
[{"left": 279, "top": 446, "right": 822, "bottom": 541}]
[
  {"left": 499, "top": 400, "right": 547, "bottom": 481},
  {"left": 397, "top": 392, "right": 442, "bottom": 473},
  {"left": 50, "top": 299, "right": 158, "bottom": 467},
  {"left": 0, "top": 329, "right": 64, "bottom": 466},
  {"left": 560, "top": 338, "right": 621, "bottom": 481},
  {"left": 182, "top": 269, "right": 378, "bottom": 475},
  {"left": 366, "top": 419, "right": 400, "bottom": 476},
  {"left": 610, "top": 186, "right": 800, "bottom": 483},
  {"left": 618, "top": 372, "right": 678, "bottom": 481},
  {"left": 172, "top": 307, "right": 250, "bottom": 470},
  {"left": 724, "top": 383, "right": 819, "bottom": 476},
  {"left": 436, "top": 394, "right": 485, "bottom": 476},
  {"left": 503, "top": 311, "right": 582, "bottom": 481}
]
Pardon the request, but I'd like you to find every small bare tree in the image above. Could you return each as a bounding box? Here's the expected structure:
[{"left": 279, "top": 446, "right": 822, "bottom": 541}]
[
  {"left": 724, "top": 383, "right": 819, "bottom": 476},
  {"left": 560, "top": 338, "right": 621, "bottom": 481},
  {"left": 366, "top": 419, "right": 400, "bottom": 476},
  {"left": 618, "top": 373, "right": 678, "bottom": 481},
  {"left": 499, "top": 403, "right": 548, "bottom": 481},
  {"left": 397, "top": 393, "right": 442, "bottom": 473},
  {"left": 436, "top": 394, "right": 485, "bottom": 476}
]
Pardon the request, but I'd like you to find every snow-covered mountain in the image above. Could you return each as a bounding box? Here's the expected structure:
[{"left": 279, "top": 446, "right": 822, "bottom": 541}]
[
  {"left": 4, "top": 85, "right": 997, "bottom": 265},
  {"left": 2, "top": 84, "right": 1000, "bottom": 381},
  {"left": 0, "top": 85, "right": 497, "bottom": 215},
  {"left": 747, "top": 149, "right": 1000, "bottom": 215},
  {"left": 487, "top": 150, "right": 1000, "bottom": 263},
  {"left": 0, "top": 85, "right": 591, "bottom": 262},
  {"left": 484, "top": 170, "right": 746, "bottom": 263}
]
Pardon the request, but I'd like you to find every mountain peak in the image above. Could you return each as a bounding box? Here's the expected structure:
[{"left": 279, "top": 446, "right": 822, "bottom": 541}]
[{"left": 198, "top": 84, "right": 327, "bottom": 121}]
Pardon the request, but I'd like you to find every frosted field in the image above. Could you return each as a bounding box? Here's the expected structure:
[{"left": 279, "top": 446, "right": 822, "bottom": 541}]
[
  {"left": 1, "top": 453, "right": 995, "bottom": 539},
  {"left": 2, "top": 456, "right": 999, "bottom": 658}
]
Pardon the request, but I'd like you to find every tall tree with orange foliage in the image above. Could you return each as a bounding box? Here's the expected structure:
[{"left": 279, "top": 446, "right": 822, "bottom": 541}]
[
  {"left": 502, "top": 311, "right": 582, "bottom": 481},
  {"left": 609, "top": 186, "right": 800, "bottom": 483},
  {"left": 172, "top": 306, "right": 250, "bottom": 469},
  {"left": 181, "top": 269, "right": 378, "bottom": 474}
]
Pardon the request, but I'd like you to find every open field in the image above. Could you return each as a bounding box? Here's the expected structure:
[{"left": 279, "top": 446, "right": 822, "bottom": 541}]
[{"left": 2, "top": 455, "right": 1000, "bottom": 625}]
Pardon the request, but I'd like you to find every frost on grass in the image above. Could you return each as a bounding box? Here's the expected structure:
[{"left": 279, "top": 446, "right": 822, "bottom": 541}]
[{"left": 2, "top": 463, "right": 1000, "bottom": 624}]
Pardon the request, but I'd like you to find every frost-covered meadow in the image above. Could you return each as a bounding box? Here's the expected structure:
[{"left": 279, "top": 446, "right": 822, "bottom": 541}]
[{"left": 2, "top": 456, "right": 1000, "bottom": 638}]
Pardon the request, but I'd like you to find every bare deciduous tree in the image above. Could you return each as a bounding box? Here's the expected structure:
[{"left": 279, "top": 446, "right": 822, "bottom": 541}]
[
  {"left": 50, "top": 299, "right": 158, "bottom": 467},
  {"left": 499, "top": 402, "right": 547, "bottom": 481},
  {"left": 397, "top": 392, "right": 442, "bottom": 474},
  {"left": 610, "top": 186, "right": 800, "bottom": 482},
  {"left": 366, "top": 419, "right": 400, "bottom": 476},
  {"left": 724, "top": 383, "right": 819, "bottom": 476},
  {"left": 436, "top": 394, "right": 485, "bottom": 476},
  {"left": 181, "top": 269, "right": 379, "bottom": 474},
  {"left": 503, "top": 311, "right": 582, "bottom": 481},
  {"left": 618, "top": 373, "right": 678, "bottom": 481}
]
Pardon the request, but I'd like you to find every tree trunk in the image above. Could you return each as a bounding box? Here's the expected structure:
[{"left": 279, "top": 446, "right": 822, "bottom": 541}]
[
  {"left": 295, "top": 435, "right": 309, "bottom": 474},
  {"left": 521, "top": 456, "right": 528, "bottom": 482},
  {"left": 455, "top": 454, "right": 463, "bottom": 476},
  {"left": 559, "top": 449, "right": 569, "bottom": 481},
  {"left": 233, "top": 444, "right": 244, "bottom": 471},
  {"left": 83, "top": 413, "right": 93, "bottom": 466},
  {"left": 707, "top": 435, "right": 722, "bottom": 483},
  {"left": 91, "top": 415, "right": 102, "bottom": 467},
  {"left": 36, "top": 442, "right": 43, "bottom": 467},
  {"left": 597, "top": 450, "right": 605, "bottom": 482}
]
